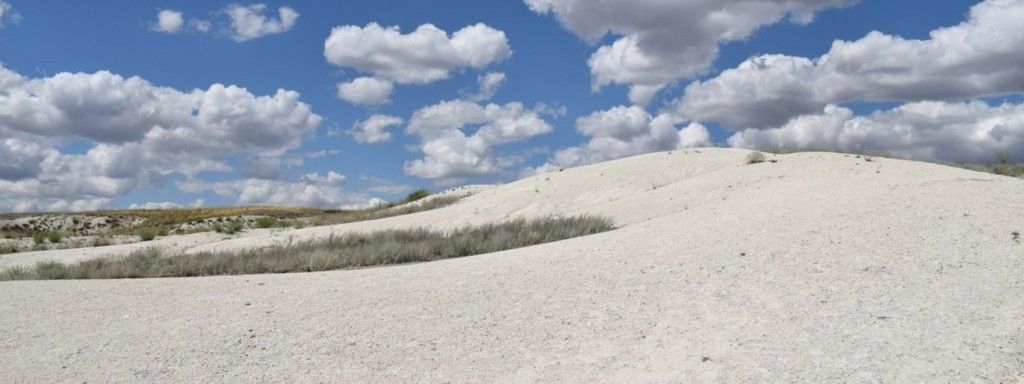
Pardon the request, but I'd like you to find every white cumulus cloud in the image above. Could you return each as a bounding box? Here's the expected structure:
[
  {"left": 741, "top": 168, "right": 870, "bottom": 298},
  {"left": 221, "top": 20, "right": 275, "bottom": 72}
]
[
  {"left": 324, "top": 22, "right": 511, "bottom": 85},
  {"left": 336, "top": 77, "right": 394, "bottom": 106},
  {"left": 468, "top": 72, "right": 506, "bottom": 102},
  {"left": 532, "top": 105, "right": 711, "bottom": 172},
  {"left": 404, "top": 99, "right": 552, "bottom": 182},
  {"left": 349, "top": 114, "right": 403, "bottom": 144},
  {"left": 526, "top": 0, "right": 854, "bottom": 104},
  {"left": 0, "top": 64, "right": 323, "bottom": 212},
  {"left": 178, "top": 176, "right": 371, "bottom": 209},
  {"left": 727, "top": 101, "right": 1024, "bottom": 164},
  {"left": 225, "top": 3, "right": 298, "bottom": 42},
  {"left": 153, "top": 10, "right": 185, "bottom": 33},
  {"left": 676, "top": 0, "right": 1024, "bottom": 129}
]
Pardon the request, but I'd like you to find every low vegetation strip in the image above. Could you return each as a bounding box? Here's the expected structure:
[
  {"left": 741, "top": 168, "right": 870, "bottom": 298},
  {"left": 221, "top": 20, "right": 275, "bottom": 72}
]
[{"left": 0, "top": 216, "right": 614, "bottom": 280}]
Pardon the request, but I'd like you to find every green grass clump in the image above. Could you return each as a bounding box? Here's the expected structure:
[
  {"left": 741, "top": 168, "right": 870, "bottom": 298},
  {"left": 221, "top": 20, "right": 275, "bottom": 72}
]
[
  {"left": 0, "top": 243, "right": 17, "bottom": 254},
  {"left": 215, "top": 220, "right": 244, "bottom": 234},
  {"left": 137, "top": 227, "right": 161, "bottom": 241},
  {"left": 255, "top": 217, "right": 280, "bottom": 229},
  {"left": 0, "top": 216, "right": 614, "bottom": 280},
  {"left": 31, "top": 232, "right": 46, "bottom": 245},
  {"left": 404, "top": 188, "right": 431, "bottom": 203},
  {"left": 993, "top": 152, "right": 1024, "bottom": 177},
  {"left": 46, "top": 231, "right": 62, "bottom": 244}
]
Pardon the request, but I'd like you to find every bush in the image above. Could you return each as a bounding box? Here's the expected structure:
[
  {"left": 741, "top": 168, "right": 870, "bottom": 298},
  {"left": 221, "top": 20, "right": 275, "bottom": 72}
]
[
  {"left": 47, "top": 231, "right": 62, "bottom": 244},
  {"left": 0, "top": 243, "right": 17, "bottom": 254},
  {"left": 746, "top": 151, "right": 767, "bottom": 164},
  {"left": 218, "top": 220, "right": 244, "bottom": 235},
  {"left": 2, "top": 216, "right": 616, "bottom": 280},
  {"left": 255, "top": 217, "right": 279, "bottom": 229},
  {"left": 32, "top": 232, "right": 46, "bottom": 245},
  {"left": 137, "top": 227, "right": 159, "bottom": 241},
  {"left": 997, "top": 152, "right": 1011, "bottom": 165},
  {"left": 404, "top": 189, "right": 431, "bottom": 203}
]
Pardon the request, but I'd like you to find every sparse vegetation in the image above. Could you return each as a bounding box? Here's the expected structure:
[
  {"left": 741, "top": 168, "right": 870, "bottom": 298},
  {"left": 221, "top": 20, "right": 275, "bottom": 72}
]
[
  {"left": 993, "top": 152, "right": 1024, "bottom": 177},
  {"left": 255, "top": 217, "right": 280, "bottom": 229},
  {"left": 137, "top": 227, "right": 161, "bottom": 241},
  {"left": 0, "top": 216, "right": 615, "bottom": 280},
  {"left": 404, "top": 188, "right": 431, "bottom": 203},
  {"left": 0, "top": 243, "right": 17, "bottom": 254},
  {"left": 746, "top": 151, "right": 767, "bottom": 164},
  {"left": 0, "top": 190, "right": 468, "bottom": 253},
  {"left": 762, "top": 147, "right": 1024, "bottom": 177},
  {"left": 91, "top": 236, "right": 113, "bottom": 247},
  {"left": 312, "top": 195, "right": 462, "bottom": 226}
]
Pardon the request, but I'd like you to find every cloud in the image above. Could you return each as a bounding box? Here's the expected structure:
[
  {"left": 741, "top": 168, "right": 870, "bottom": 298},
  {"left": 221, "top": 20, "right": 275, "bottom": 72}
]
[
  {"left": 239, "top": 157, "right": 289, "bottom": 180},
  {"left": 4, "top": 198, "right": 111, "bottom": 213},
  {"left": 532, "top": 105, "right": 711, "bottom": 172},
  {"left": 298, "top": 171, "right": 346, "bottom": 186},
  {"left": 178, "top": 176, "right": 370, "bottom": 209},
  {"left": 676, "top": 0, "right": 1024, "bottom": 129},
  {"left": 0, "top": 1, "right": 20, "bottom": 27},
  {"left": 404, "top": 100, "right": 552, "bottom": 181},
  {"left": 0, "top": 64, "right": 321, "bottom": 212},
  {"left": 224, "top": 3, "right": 298, "bottom": 42},
  {"left": 189, "top": 19, "right": 212, "bottom": 33},
  {"left": 324, "top": 22, "right": 511, "bottom": 85},
  {"left": 728, "top": 100, "right": 1024, "bottom": 164},
  {"left": 128, "top": 201, "right": 183, "bottom": 210},
  {"left": 359, "top": 175, "right": 410, "bottom": 195},
  {"left": 153, "top": 10, "right": 185, "bottom": 34},
  {"left": 526, "top": 0, "right": 854, "bottom": 104},
  {"left": 467, "top": 72, "right": 506, "bottom": 102},
  {"left": 336, "top": 77, "right": 393, "bottom": 106},
  {"left": 349, "top": 114, "right": 403, "bottom": 144}
]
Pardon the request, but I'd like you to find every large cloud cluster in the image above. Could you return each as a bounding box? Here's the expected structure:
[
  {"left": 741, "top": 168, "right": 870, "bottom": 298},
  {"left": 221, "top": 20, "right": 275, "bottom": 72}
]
[
  {"left": 727, "top": 101, "right": 1024, "bottom": 163},
  {"left": 532, "top": 105, "right": 711, "bottom": 173},
  {"left": 0, "top": 64, "right": 339, "bottom": 212},
  {"left": 676, "top": 0, "right": 1024, "bottom": 129},
  {"left": 404, "top": 100, "right": 552, "bottom": 182},
  {"left": 178, "top": 175, "right": 372, "bottom": 209},
  {"left": 525, "top": 0, "right": 854, "bottom": 104},
  {"left": 325, "top": 23, "right": 511, "bottom": 106}
]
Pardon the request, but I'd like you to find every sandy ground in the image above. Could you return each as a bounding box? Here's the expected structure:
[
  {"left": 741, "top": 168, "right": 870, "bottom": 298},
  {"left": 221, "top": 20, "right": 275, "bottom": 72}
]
[{"left": 2, "top": 148, "right": 1023, "bottom": 383}]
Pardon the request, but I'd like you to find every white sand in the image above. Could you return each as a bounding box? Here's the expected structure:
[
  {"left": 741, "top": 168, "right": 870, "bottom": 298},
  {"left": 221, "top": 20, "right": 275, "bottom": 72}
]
[{"left": 1, "top": 148, "right": 1023, "bottom": 383}]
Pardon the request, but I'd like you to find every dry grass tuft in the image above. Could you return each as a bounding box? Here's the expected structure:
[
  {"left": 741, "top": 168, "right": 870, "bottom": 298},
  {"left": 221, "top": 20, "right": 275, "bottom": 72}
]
[
  {"left": 0, "top": 216, "right": 614, "bottom": 280},
  {"left": 746, "top": 151, "right": 767, "bottom": 164}
]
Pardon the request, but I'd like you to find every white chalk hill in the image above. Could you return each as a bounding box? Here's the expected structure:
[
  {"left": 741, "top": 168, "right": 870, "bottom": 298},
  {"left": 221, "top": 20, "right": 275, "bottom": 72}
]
[{"left": 2, "top": 148, "right": 1023, "bottom": 382}]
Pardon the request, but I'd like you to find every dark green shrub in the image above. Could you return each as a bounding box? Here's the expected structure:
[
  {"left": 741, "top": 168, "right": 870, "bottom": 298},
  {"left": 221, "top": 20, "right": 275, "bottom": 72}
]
[
  {"left": 137, "top": 227, "right": 159, "bottom": 241},
  {"left": 404, "top": 189, "right": 431, "bottom": 202}
]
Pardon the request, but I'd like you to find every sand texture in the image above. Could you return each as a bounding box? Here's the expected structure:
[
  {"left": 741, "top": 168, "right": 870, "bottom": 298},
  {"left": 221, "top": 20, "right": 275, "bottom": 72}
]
[{"left": 2, "top": 148, "right": 1023, "bottom": 383}]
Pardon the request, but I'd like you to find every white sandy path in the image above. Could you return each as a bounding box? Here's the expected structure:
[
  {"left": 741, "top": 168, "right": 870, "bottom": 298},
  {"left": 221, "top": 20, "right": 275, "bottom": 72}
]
[{"left": 1, "top": 148, "right": 1023, "bottom": 382}]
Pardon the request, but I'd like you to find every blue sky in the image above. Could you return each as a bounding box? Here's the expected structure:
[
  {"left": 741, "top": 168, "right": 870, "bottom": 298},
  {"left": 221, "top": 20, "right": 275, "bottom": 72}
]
[{"left": 0, "top": 0, "right": 1021, "bottom": 211}]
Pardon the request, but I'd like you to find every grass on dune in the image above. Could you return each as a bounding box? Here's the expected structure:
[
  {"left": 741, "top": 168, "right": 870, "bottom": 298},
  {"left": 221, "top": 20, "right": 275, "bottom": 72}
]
[
  {"left": 0, "top": 215, "right": 614, "bottom": 280},
  {"left": 310, "top": 195, "right": 461, "bottom": 226},
  {"left": 763, "top": 148, "right": 1024, "bottom": 177}
]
